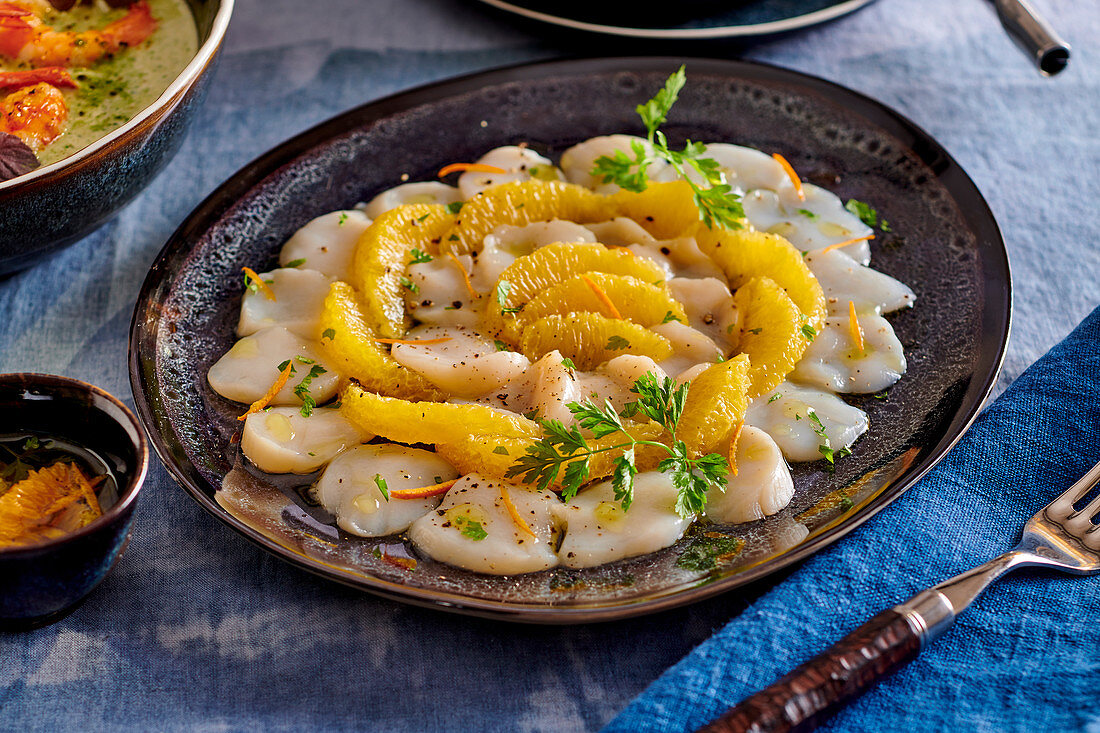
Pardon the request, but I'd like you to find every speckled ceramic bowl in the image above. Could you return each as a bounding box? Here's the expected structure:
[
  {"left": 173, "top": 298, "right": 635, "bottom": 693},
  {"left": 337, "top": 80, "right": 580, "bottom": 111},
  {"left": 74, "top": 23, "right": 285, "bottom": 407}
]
[
  {"left": 0, "top": 374, "right": 149, "bottom": 630},
  {"left": 0, "top": 0, "right": 233, "bottom": 276}
]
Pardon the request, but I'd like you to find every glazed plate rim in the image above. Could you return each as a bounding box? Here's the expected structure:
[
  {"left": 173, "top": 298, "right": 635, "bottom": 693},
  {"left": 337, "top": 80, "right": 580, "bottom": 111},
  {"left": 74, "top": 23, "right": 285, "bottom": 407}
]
[
  {"left": 475, "top": 0, "right": 877, "bottom": 39},
  {"left": 128, "top": 56, "right": 1011, "bottom": 624}
]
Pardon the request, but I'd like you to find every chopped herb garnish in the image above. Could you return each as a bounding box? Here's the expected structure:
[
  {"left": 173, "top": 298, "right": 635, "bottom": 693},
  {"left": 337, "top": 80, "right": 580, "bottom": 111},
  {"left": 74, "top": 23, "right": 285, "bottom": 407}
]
[
  {"left": 561, "top": 357, "right": 577, "bottom": 371},
  {"left": 662, "top": 310, "right": 681, "bottom": 324},
  {"left": 506, "top": 373, "right": 728, "bottom": 516},
  {"left": 801, "top": 323, "right": 817, "bottom": 340},
  {"left": 747, "top": 327, "right": 763, "bottom": 335},
  {"left": 492, "top": 446, "right": 510, "bottom": 455},
  {"left": 495, "top": 280, "right": 521, "bottom": 314},
  {"left": 23, "top": 436, "right": 40, "bottom": 450},
  {"left": 453, "top": 516, "right": 487, "bottom": 541},
  {"left": 839, "top": 496, "right": 855, "bottom": 511},
  {"left": 276, "top": 359, "right": 294, "bottom": 373},
  {"left": 294, "top": 364, "right": 327, "bottom": 417},
  {"left": 606, "top": 335, "right": 631, "bottom": 351},
  {"left": 338, "top": 212, "right": 348, "bottom": 226},
  {"left": 807, "top": 407, "right": 851, "bottom": 470},
  {"left": 416, "top": 213, "right": 431, "bottom": 222},
  {"left": 321, "top": 328, "right": 336, "bottom": 340},
  {"left": 373, "top": 473, "right": 389, "bottom": 501},
  {"left": 399, "top": 276, "right": 420, "bottom": 294},
  {"left": 494, "top": 340, "right": 510, "bottom": 352},
  {"left": 797, "top": 209, "right": 819, "bottom": 220},
  {"left": 409, "top": 248, "right": 433, "bottom": 264},
  {"left": 767, "top": 393, "right": 782, "bottom": 404},
  {"left": 845, "top": 199, "right": 890, "bottom": 232},
  {"left": 284, "top": 258, "right": 307, "bottom": 268},
  {"left": 590, "top": 66, "right": 744, "bottom": 230},
  {"left": 448, "top": 233, "right": 460, "bottom": 242},
  {"left": 676, "top": 532, "right": 744, "bottom": 571},
  {"left": 294, "top": 356, "right": 315, "bottom": 364},
  {"left": 445, "top": 201, "right": 464, "bottom": 214},
  {"left": 873, "top": 390, "right": 889, "bottom": 400}
]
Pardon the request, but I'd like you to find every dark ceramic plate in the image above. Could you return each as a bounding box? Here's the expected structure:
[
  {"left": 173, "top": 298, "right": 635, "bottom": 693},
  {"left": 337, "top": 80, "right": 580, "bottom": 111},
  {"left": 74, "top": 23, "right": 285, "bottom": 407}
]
[
  {"left": 129, "top": 58, "right": 1010, "bottom": 623},
  {"left": 477, "top": 0, "right": 876, "bottom": 39}
]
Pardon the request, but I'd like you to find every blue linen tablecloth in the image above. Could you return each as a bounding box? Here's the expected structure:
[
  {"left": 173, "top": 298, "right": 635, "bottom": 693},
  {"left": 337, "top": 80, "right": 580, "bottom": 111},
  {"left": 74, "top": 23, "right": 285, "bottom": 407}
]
[{"left": 1, "top": 0, "right": 1098, "bottom": 730}]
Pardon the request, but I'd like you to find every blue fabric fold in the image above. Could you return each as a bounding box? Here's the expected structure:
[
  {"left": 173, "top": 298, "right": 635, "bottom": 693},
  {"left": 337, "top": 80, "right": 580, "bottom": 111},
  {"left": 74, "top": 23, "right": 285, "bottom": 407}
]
[{"left": 607, "top": 305, "right": 1100, "bottom": 733}]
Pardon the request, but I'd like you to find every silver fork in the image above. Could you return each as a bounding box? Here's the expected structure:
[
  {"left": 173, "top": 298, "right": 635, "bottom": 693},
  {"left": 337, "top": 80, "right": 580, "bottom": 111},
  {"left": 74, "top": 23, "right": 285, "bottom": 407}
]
[{"left": 698, "top": 460, "right": 1100, "bottom": 733}]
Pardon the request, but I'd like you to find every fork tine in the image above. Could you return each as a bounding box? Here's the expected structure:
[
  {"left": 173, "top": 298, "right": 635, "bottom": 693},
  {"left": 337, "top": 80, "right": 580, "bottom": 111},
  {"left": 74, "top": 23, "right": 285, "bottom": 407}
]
[{"left": 1056, "top": 460, "right": 1100, "bottom": 508}]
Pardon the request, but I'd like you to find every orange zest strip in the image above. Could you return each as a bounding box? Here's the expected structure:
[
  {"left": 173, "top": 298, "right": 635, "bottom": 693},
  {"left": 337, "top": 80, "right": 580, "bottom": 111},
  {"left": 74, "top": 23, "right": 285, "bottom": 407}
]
[
  {"left": 819, "top": 234, "right": 875, "bottom": 255},
  {"left": 500, "top": 485, "right": 536, "bottom": 538},
  {"left": 242, "top": 267, "right": 276, "bottom": 301},
  {"left": 728, "top": 421, "right": 745, "bottom": 477},
  {"left": 438, "top": 162, "right": 508, "bottom": 178},
  {"left": 446, "top": 252, "right": 481, "bottom": 300},
  {"left": 237, "top": 361, "right": 293, "bottom": 421},
  {"left": 372, "top": 337, "right": 453, "bottom": 346},
  {"left": 771, "top": 153, "right": 805, "bottom": 201},
  {"left": 581, "top": 275, "right": 623, "bottom": 320},
  {"left": 848, "top": 300, "right": 865, "bottom": 352},
  {"left": 391, "top": 478, "right": 460, "bottom": 499}
]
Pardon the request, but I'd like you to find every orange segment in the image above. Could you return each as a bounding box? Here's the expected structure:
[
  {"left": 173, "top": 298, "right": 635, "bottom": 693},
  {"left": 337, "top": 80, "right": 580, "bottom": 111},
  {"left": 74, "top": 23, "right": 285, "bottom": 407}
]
[
  {"left": 610, "top": 180, "right": 709, "bottom": 239},
  {"left": 678, "top": 354, "right": 750, "bottom": 457},
  {"left": 507, "top": 272, "right": 687, "bottom": 342},
  {"left": 519, "top": 313, "right": 672, "bottom": 371},
  {"left": 734, "top": 276, "right": 809, "bottom": 398},
  {"left": 350, "top": 203, "right": 455, "bottom": 338},
  {"left": 341, "top": 382, "right": 539, "bottom": 446},
  {"left": 319, "top": 282, "right": 445, "bottom": 402},
  {"left": 443, "top": 180, "right": 612, "bottom": 255},
  {"left": 485, "top": 242, "right": 666, "bottom": 338},
  {"left": 696, "top": 227, "right": 827, "bottom": 330}
]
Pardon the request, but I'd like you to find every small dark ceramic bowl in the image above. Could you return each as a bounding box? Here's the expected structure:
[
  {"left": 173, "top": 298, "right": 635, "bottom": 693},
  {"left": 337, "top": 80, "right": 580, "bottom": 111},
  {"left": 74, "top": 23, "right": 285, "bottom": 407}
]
[
  {"left": 0, "top": 374, "right": 149, "bottom": 630},
  {"left": 0, "top": 0, "right": 234, "bottom": 276}
]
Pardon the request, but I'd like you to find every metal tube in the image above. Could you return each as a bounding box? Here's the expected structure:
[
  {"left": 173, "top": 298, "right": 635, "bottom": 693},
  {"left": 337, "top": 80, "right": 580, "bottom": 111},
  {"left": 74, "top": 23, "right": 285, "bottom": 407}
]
[{"left": 993, "top": 0, "right": 1071, "bottom": 76}]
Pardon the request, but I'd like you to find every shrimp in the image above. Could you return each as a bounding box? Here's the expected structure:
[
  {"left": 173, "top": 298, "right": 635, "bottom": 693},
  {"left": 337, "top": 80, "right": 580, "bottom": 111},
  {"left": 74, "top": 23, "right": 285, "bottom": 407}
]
[
  {"left": 0, "top": 0, "right": 157, "bottom": 68},
  {"left": 0, "top": 66, "right": 74, "bottom": 90},
  {"left": 0, "top": 80, "right": 67, "bottom": 151}
]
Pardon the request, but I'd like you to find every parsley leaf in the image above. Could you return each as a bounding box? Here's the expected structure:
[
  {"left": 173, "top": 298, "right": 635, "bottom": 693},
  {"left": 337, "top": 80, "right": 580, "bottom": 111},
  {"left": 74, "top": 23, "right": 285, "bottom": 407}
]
[
  {"left": 452, "top": 515, "right": 487, "bottom": 541},
  {"left": 508, "top": 373, "right": 726, "bottom": 515},
  {"left": 492, "top": 446, "right": 510, "bottom": 455},
  {"left": 373, "top": 473, "right": 389, "bottom": 501},
  {"left": 321, "top": 328, "right": 336, "bottom": 340},
  {"left": 561, "top": 357, "right": 577, "bottom": 371},
  {"left": 294, "top": 364, "right": 327, "bottom": 417},
  {"left": 399, "top": 275, "right": 419, "bottom": 294},
  {"left": 797, "top": 208, "right": 819, "bottom": 220},
  {"left": 589, "top": 66, "right": 744, "bottom": 230},
  {"left": 284, "top": 258, "right": 306, "bottom": 268},
  {"left": 845, "top": 199, "right": 890, "bottom": 232},
  {"left": 445, "top": 201, "right": 464, "bottom": 214},
  {"left": 606, "top": 335, "right": 631, "bottom": 351},
  {"left": 409, "top": 248, "right": 433, "bottom": 264},
  {"left": 801, "top": 323, "right": 817, "bottom": 340},
  {"left": 662, "top": 310, "right": 682, "bottom": 324},
  {"left": 494, "top": 340, "right": 510, "bottom": 352},
  {"left": 768, "top": 393, "right": 782, "bottom": 403},
  {"left": 495, "top": 280, "right": 521, "bottom": 314}
]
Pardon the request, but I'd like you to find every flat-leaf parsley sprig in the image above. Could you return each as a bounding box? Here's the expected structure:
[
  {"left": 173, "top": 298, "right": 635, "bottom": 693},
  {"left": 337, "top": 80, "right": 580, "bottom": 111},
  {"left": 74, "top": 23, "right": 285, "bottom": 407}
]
[
  {"left": 589, "top": 66, "right": 744, "bottom": 231},
  {"left": 505, "top": 373, "right": 728, "bottom": 517}
]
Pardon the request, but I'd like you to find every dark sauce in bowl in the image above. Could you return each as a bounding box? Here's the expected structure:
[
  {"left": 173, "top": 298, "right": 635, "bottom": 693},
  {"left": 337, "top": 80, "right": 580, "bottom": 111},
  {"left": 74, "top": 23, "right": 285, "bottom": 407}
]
[{"left": 0, "top": 432, "right": 121, "bottom": 515}]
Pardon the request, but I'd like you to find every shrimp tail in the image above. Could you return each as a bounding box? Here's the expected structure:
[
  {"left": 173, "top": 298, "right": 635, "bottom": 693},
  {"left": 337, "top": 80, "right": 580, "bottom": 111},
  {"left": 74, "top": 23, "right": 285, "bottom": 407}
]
[
  {"left": 0, "top": 4, "right": 33, "bottom": 60},
  {"left": 0, "top": 66, "right": 75, "bottom": 90},
  {"left": 102, "top": 0, "right": 156, "bottom": 49}
]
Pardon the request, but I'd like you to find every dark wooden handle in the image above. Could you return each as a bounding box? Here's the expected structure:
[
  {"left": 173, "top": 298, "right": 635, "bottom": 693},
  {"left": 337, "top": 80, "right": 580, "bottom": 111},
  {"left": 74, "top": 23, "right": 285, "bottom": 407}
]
[{"left": 697, "top": 608, "right": 922, "bottom": 733}]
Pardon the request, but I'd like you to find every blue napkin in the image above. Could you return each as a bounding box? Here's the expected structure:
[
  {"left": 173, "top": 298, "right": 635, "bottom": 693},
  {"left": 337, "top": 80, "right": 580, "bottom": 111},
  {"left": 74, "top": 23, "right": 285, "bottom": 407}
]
[{"left": 607, "top": 305, "right": 1100, "bottom": 733}]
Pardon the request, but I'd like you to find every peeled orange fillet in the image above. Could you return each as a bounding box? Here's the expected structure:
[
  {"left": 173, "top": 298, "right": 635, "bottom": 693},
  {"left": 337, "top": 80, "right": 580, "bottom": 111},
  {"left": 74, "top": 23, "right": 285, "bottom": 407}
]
[
  {"left": 350, "top": 203, "right": 455, "bottom": 338},
  {"left": 520, "top": 313, "right": 673, "bottom": 371},
  {"left": 679, "top": 354, "right": 750, "bottom": 457},
  {"left": 319, "top": 282, "right": 444, "bottom": 402},
  {"left": 485, "top": 242, "right": 666, "bottom": 338},
  {"left": 609, "top": 180, "right": 709, "bottom": 240},
  {"left": 507, "top": 272, "right": 687, "bottom": 341},
  {"left": 437, "top": 422, "right": 666, "bottom": 489},
  {"left": 696, "top": 227, "right": 827, "bottom": 330},
  {"left": 734, "top": 276, "right": 808, "bottom": 399},
  {"left": 442, "top": 180, "right": 613, "bottom": 255},
  {"left": 341, "top": 382, "right": 539, "bottom": 446}
]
